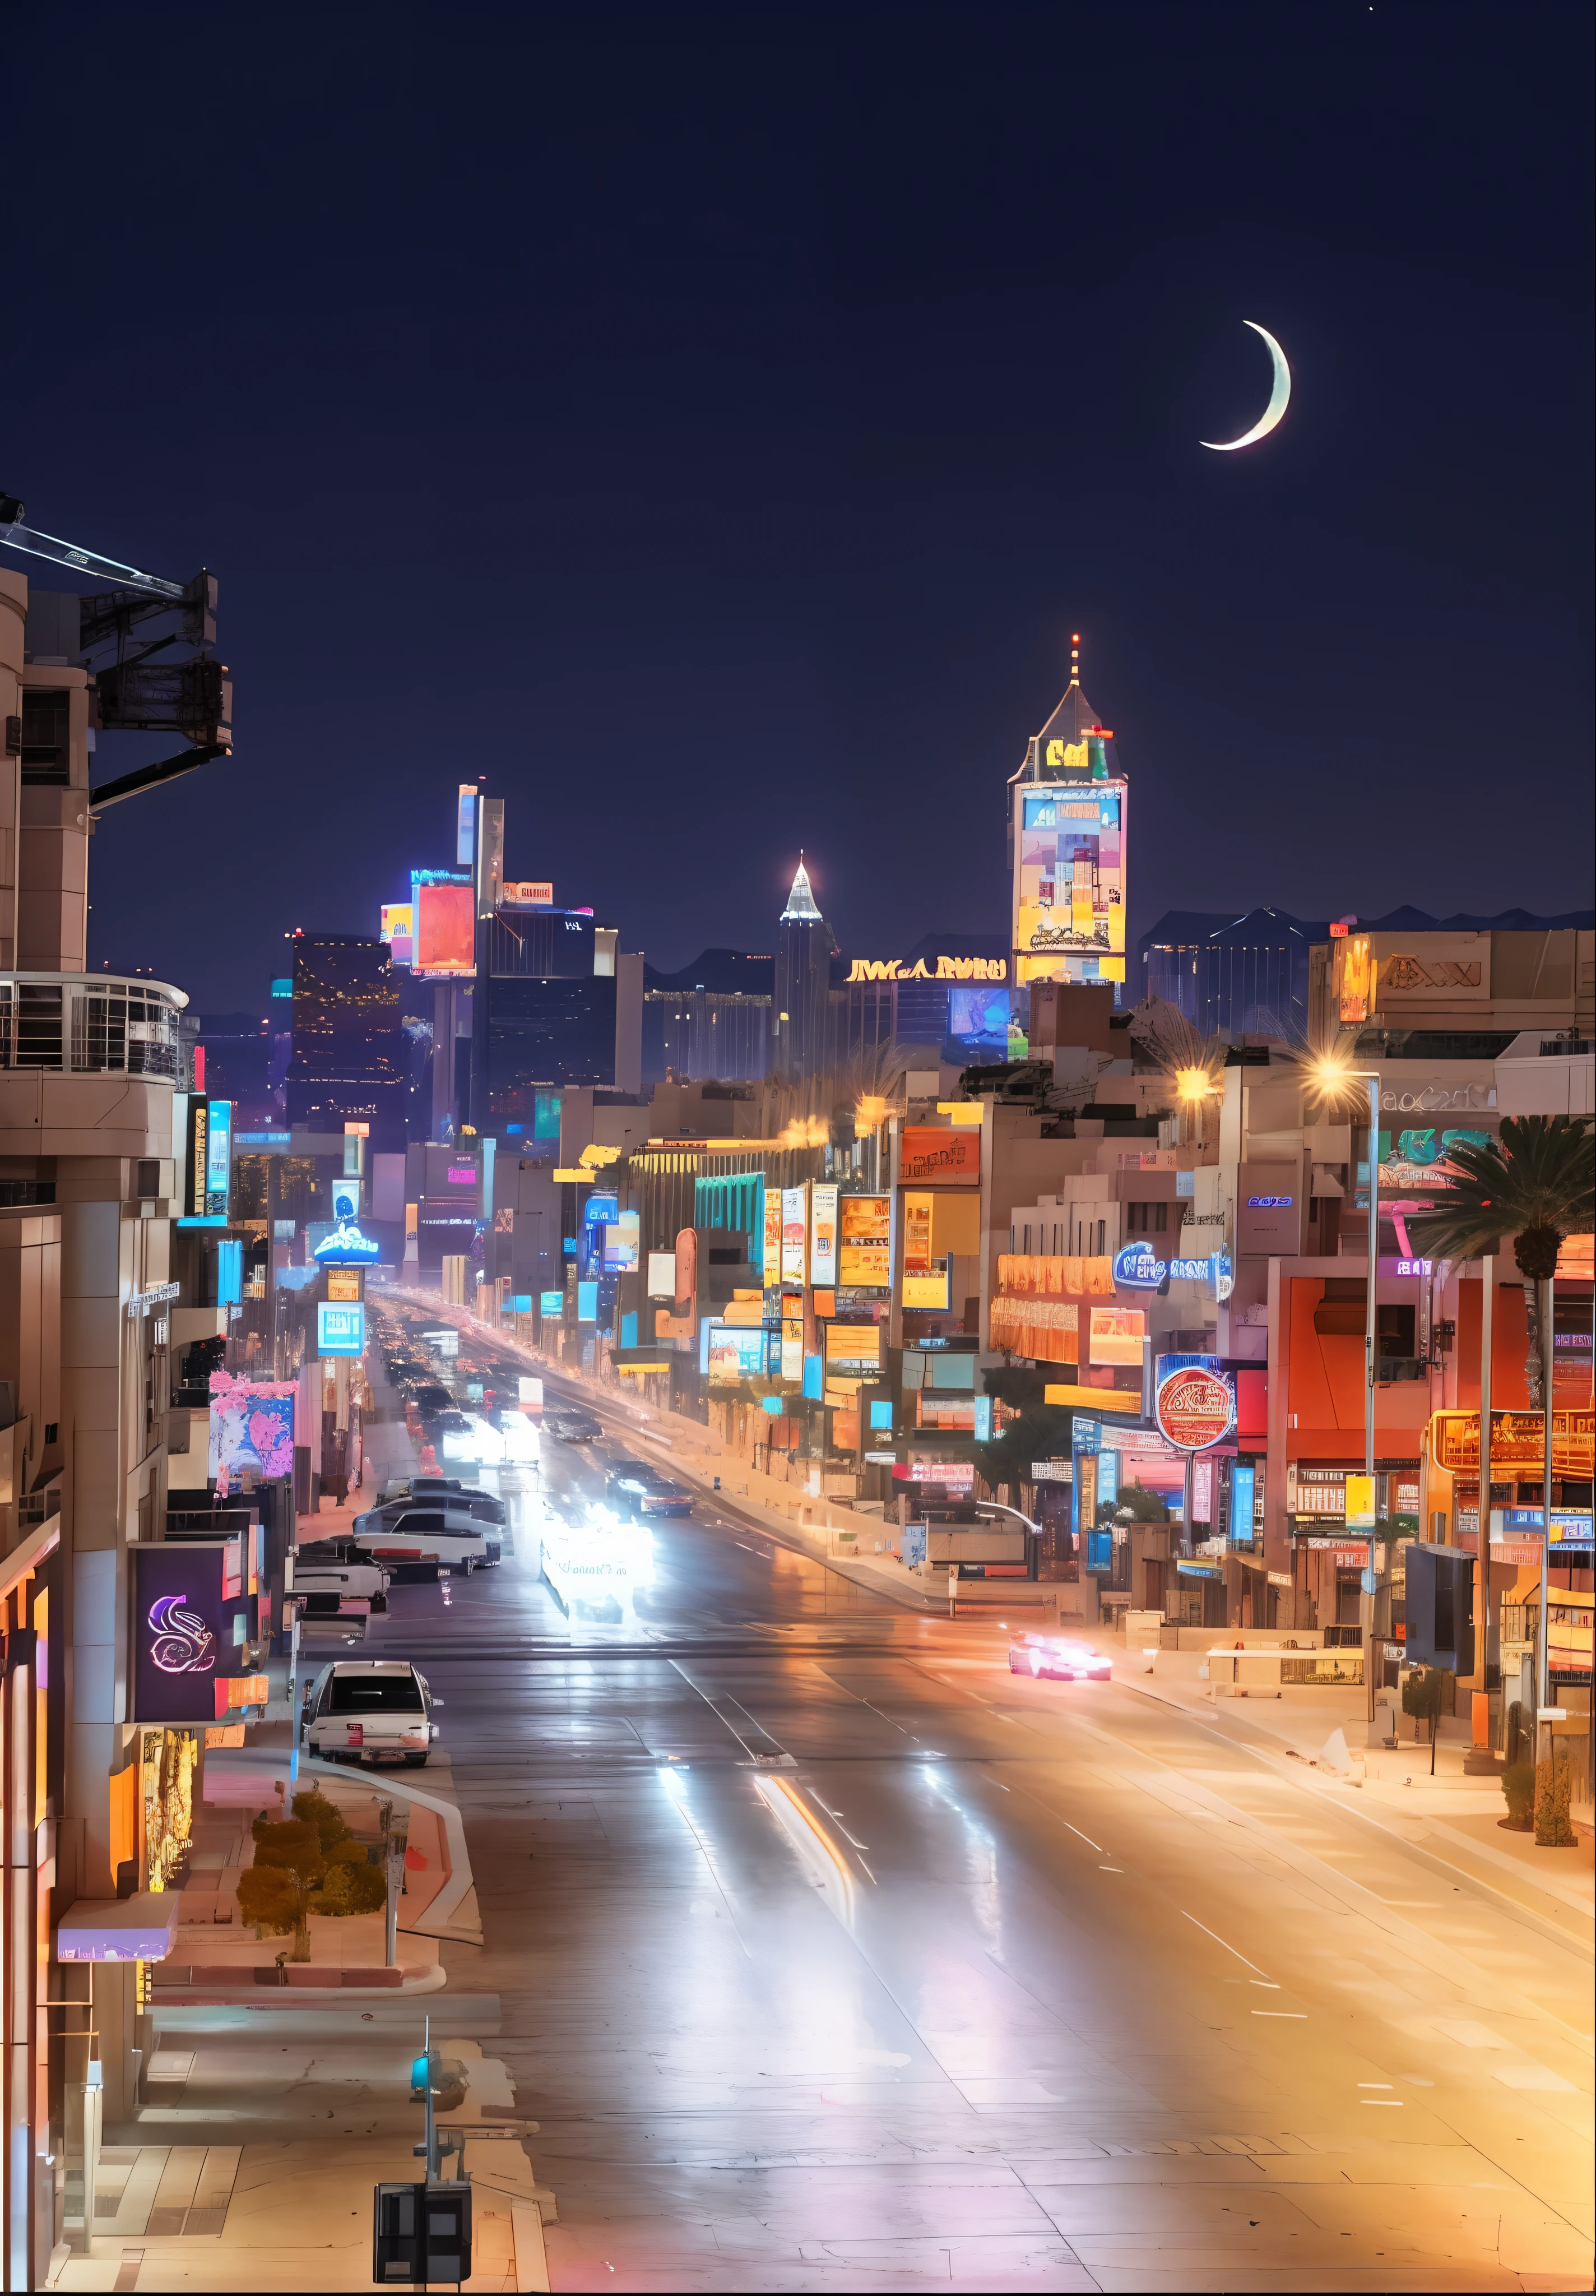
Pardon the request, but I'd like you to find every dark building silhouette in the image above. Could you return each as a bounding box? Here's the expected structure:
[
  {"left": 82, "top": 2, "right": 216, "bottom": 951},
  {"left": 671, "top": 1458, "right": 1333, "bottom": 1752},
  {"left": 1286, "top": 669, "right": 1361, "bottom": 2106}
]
[
  {"left": 641, "top": 947, "right": 773, "bottom": 1084},
  {"left": 285, "top": 934, "right": 408, "bottom": 1147}
]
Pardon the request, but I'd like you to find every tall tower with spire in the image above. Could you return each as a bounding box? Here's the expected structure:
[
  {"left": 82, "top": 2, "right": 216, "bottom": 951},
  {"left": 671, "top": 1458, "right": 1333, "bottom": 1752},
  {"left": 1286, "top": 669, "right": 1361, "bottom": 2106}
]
[
  {"left": 1008, "top": 632, "right": 1129, "bottom": 994},
  {"left": 773, "top": 853, "right": 837, "bottom": 1082}
]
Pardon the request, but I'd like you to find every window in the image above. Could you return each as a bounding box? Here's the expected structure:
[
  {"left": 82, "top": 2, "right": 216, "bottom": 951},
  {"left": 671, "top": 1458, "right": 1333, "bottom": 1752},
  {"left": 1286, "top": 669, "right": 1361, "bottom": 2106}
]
[
  {"left": 1125, "top": 1202, "right": 1168, "bottom": 1235},
  {"left": 20, "top": 688, "right": 69, "bottom": 784},
  {"left": 328, "top": 1672, "right": 425, "bottom": 1714}
]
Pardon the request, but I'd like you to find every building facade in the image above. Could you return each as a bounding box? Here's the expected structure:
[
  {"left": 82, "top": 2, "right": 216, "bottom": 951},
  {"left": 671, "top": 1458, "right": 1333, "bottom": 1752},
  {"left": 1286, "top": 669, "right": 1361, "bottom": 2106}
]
[{"left": 285, "top": 935, "right": 408, "bottom": 1149}]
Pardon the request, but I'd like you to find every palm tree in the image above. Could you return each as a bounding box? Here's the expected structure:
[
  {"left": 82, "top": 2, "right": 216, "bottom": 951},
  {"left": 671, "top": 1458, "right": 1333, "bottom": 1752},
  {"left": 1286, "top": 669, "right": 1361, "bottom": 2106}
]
[{"left": 1409, "top": 1115, "right": 1593, "bottom": 1406}]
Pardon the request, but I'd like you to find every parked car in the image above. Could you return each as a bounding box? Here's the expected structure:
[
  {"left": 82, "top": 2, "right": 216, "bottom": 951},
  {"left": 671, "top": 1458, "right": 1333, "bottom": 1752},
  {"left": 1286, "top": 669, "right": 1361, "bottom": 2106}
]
[
  {"left": 304, "top": 1659, "right": 439, "bottom": 1767},
  {"left": 1008, "top": 1633, "right": 1111, "bottom": 1682},
  {"left": 350, "top": 1505, "right": 498, "bottom": 1575},
  {"left": 377, "top": 1479, "right": 507, "bottom": 1527},
  {"left": 289, "top": 1543, "right": 391, "bottom": 1610},
  {"left": 544, "top": 1408, "right": 602, "bottom": 1442}
]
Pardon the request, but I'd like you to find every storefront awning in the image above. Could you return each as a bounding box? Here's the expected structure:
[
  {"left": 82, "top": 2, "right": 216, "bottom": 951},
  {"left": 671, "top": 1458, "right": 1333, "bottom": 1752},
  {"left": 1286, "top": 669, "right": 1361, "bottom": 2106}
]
[{"left": 57, "top": 1893, "right": 181, "bottom": 1964}]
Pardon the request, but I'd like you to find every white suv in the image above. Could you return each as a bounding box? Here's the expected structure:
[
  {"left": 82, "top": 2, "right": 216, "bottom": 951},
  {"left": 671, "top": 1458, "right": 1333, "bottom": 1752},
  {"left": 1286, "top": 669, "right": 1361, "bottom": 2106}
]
[{"left": 304, "top": 1660, "right": 439, "bottom": 1767}]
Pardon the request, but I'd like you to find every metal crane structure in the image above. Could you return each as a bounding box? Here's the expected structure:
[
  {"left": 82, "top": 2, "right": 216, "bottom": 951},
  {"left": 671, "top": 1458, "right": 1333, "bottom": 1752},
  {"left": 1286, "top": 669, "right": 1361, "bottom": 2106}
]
[{"left": 1, "top": 489, "right": 233, "bottom": 811}]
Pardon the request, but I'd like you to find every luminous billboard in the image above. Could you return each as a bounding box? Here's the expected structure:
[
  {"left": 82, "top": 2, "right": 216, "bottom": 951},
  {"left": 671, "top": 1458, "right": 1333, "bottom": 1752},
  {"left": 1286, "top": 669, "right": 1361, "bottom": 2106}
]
[
  {"left": 317, "top": 1301, "right": 366, "bottom": 1358},
  {"left": 1154, "top": 1357, "right": 1236, "bottom": 1450},
  {"left": 703, "top": 1322, "right": 771, "bottom": 1385},
  {"left": 838, "top": 1195, "right": 890, "bottom": 1288},
  {"left": 781, "top": 1186, "right": 807, "bottom": 1284},
  {"left": 809, "top": 1184, "right": 838, "bottom": 1288},
  {"left": 1012, "top": 780, "right": 1128, "bottom": 987},
  {"left": 602, "top": 1210, "right": 640, "bottom": 1271},
  {"left": 1089, "top": 1306, "right": 1145, "bottom": 1367},
  {"left": 207, "top": 1371, "right": 295, "bottom": 1498},
  {"left": 899, "top": 1128, "right": 980, "bottom": 1185},
  {"left": 312, "top": 1174, "right": 382, "bottom": 1266},
  {"left": 132, "top": 1545, "right": 253, "bottom": 1725},
  {"left": 413, "top": 877, "right": 476, "bottom": 976},
  {"left": 948, "top": 983, "right": 1012, "bottom": 1048},
  {"left": 763, "top": 1186, "right": 783, "bottom": 1284},
  {"left": 824, "top": 1322, "right": 882, "bottom": 1375},
  {"left": 380, "top": 903, "right": 414, "bottom": 966}
]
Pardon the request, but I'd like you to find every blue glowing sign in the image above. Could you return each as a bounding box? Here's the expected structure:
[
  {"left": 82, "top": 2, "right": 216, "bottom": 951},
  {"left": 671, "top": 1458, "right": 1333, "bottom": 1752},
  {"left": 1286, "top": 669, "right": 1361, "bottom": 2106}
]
[
  {"left": 317, "top": 1301, "right": 366, "bottom": 1358},
  {"left": 577, "top": 1281, "right": 598, "bottom": 1321},
  {"left": 582, "top": 1194, "right": 619, "bottom": 1226},
  {"left": 1228, "top": 1461, "right": 1255, "bottom": 1544},
  {"left": 871, "top": 1399, "right": 896, "bottom": 1431},
  {"left": 1113, "top": 1243, "right": 1166, "bottom": 1289},
  {"left": 1247, "top": 1195, "right": 1292, "bottom": 1209},
  {"left": 973, "top": 1394, "right": 992, "bottom": 1441},
  {"left": 540, "top": 1290, "right": 565, "bottom": 1314},
  {"left": 203, "top": 1098, "right": 232, "bottom": 1218}
]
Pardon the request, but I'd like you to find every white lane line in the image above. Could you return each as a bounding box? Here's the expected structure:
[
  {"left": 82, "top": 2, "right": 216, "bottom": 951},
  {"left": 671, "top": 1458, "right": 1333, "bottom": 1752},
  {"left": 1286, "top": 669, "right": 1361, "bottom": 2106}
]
[
  {"left": 1181, "top": 1908, "right": 1270, "bottom": 1976},
  {"left": 1362, "top": 2099, "right": 1404, "bottom": 2105},
  {"left": 857, "top": 1858, "right": 878, "bottom": 1884},
  {"left": 1099, "top": 1865, "right": 1124, "bottom": 1873},
  {"left": 1252, "top": 2011, "right": 1307, "bottom": 2019},
  {"left": 1061, "top": 1820, "right": 1105, "bottom": 1854}
]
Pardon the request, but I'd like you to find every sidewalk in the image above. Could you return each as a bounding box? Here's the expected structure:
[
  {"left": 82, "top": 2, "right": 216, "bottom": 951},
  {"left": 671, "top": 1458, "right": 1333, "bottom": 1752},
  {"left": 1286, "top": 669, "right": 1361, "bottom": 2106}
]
[
  {"left": 58, "top": 2031, "right": 554, "bottom": 2292},
  {"left": 1099, "top": 1633, "right": 1595, "bottom": 1943}
]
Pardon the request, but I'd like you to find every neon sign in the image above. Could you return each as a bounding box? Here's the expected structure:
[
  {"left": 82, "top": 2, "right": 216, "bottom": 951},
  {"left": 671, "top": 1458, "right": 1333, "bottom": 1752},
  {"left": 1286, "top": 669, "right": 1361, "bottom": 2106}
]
[
  {"left": 846, "top": 955, "right": 1007, "bottom": 982},
  {"left": 147, "top": 1595, "right": 215, "bottom": 1675},
  {"left": 1247, "top": 1195, "right": 1292, "bottom": 1209},
  {"left": 1112, "top": 1243, "right": 1165, "bottom": 1289}
]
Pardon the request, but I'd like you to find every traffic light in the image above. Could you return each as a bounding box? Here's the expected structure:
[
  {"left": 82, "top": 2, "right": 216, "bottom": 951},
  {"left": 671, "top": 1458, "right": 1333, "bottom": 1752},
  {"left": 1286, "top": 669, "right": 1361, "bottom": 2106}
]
[{"left": 373, "top": 2182, "right": 472, "bottom": 2286}]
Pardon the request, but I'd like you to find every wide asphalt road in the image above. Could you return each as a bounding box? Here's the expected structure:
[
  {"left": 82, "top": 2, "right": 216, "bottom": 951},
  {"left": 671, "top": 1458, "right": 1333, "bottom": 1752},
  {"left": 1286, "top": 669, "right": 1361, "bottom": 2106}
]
[{"left": 368, "top": 1305, "right": 1594, "bottom": 2293}]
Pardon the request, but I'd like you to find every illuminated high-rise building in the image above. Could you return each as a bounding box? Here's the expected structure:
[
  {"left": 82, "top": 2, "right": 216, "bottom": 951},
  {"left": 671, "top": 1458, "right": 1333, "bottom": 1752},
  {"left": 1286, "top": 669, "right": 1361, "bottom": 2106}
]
[
  {"left": 285, "top": 934, "right": 409, "bottom": 1147},
  {"left": 773, "top": 855, "right": 836, "bottom": 1082},
  {"left": 1009, "top": 635, "right": 1128, "bottom": 993}
]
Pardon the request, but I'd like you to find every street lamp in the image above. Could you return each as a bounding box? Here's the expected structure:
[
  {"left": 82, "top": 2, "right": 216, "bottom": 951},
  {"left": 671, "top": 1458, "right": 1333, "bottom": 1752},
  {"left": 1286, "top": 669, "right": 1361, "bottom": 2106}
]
[{"left": 1312, "top": 1057, "right": 1382, "bottom": 1721}]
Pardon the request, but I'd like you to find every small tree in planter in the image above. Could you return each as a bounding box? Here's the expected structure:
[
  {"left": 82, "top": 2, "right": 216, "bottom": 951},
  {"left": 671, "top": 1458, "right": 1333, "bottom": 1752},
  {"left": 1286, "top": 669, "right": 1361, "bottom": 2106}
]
[
  {"left": 1500, "top": 1762, "right": 1536, "bottom": 1831},
  {"left": 1401, "top": 1666, "right": 1450, "bottom": 1775},
  {"left": 236, "top": 1788, "right": 387, "bottom": 1961},
  {"left": 1535, "top": 1739, "right": 1578, "bottom": 1848}
]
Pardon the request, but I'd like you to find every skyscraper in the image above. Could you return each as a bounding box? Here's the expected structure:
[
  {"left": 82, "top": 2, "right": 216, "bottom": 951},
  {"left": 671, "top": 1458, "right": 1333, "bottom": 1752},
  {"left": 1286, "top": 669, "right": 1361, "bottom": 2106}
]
[
  {"left": 285, "top": 934, "right": 409, "bottom": 1147},
  {"left": 1009, "top": 636, "right": 1129, "bottom": 994},
  {"left": 773, "top": 856, "right": 836, "bottom": 1082}
]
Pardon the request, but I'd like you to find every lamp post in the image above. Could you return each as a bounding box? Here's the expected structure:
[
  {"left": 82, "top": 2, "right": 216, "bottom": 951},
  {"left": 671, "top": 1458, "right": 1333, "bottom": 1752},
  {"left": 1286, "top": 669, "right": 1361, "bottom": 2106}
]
[{"left": 1314, "top": 1061, "right": 1382, "bottom": 1722}]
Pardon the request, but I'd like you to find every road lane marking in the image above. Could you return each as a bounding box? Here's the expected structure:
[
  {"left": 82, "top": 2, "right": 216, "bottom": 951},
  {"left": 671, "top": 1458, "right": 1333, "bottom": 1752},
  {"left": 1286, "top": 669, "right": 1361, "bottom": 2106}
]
[
  {"left": 1061, "top": 1820, "right": 1105, "bottom": 1854},
  {"left": 1181, "top": 1909, "right": 1269, "bottom": 1975},
  {"left": 1252, "top": 2011, "right": 1306, "bottom": 2018}
]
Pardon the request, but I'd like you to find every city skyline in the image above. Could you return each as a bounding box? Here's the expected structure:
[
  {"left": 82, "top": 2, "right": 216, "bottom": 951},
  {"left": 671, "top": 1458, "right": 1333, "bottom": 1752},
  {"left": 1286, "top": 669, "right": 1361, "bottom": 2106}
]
[{"left": 4, "top": 6, "right": 1586, "bottom": 1012}]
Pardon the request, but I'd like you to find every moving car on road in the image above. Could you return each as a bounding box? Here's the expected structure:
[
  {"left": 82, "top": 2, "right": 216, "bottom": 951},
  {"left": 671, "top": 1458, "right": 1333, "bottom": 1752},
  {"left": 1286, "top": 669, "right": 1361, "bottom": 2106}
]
[
  {"left": 544, "top": 1406, "right": 602, "bottom": 1442},
  {"left": 303, "top": 1659, "right": 439, "bottom": 1767},
  {"left": 1008, "top": 1633, "right": 1112, "bottom": 1682},
  {"left": 606, "top": 1464, "right": 694, "bottom": 1517}
]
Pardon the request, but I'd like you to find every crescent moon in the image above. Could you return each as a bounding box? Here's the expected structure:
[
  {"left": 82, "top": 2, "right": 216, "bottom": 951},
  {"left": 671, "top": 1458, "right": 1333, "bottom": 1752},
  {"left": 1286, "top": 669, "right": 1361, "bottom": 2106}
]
[{"left": 1201, "top": 321, "right": 1291, "bottom": 451}]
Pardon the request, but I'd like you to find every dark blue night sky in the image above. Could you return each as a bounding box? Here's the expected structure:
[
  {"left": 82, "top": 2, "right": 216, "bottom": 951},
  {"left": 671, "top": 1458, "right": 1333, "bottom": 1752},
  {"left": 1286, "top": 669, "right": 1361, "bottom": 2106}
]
[{"left": 8, "top": 3, "right": 1590, "bottom": 1012}]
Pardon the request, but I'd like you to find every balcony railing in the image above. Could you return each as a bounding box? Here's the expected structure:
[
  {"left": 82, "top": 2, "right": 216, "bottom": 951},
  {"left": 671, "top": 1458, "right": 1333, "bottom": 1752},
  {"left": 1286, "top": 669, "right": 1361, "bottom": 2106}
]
[{"left": 0, "top": 972, "right": 187, "bottom": 1078}]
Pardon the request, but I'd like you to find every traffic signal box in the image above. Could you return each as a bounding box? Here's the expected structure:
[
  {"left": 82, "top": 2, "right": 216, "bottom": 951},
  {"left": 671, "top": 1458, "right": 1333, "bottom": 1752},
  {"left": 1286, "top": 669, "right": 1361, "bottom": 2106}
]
[{"left": 373, "top": 2181, "right": 472, "bottom": 2286}]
